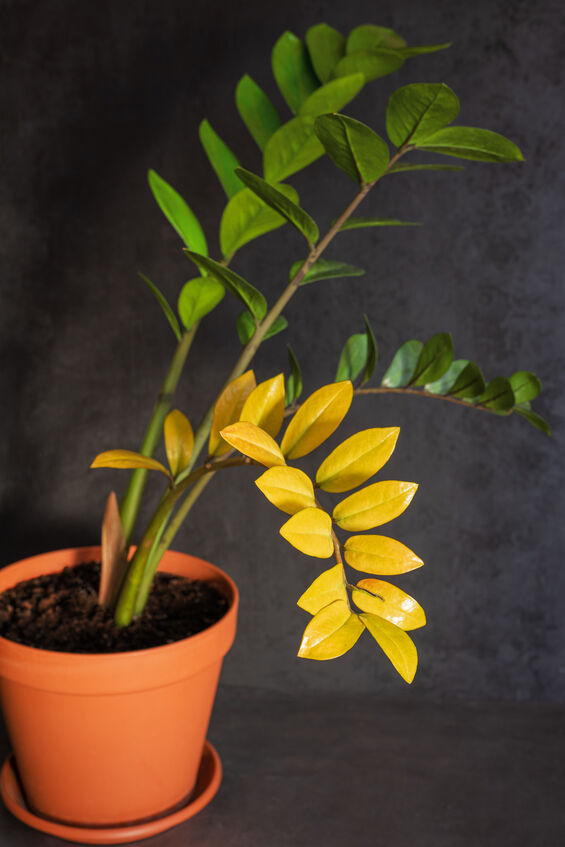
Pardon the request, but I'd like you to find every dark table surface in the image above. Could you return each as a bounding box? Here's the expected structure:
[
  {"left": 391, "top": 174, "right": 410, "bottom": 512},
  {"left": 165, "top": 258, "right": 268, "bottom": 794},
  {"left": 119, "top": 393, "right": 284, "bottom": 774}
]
[{"left": 1, "top": 685, "right": 563, "bottom": 846}]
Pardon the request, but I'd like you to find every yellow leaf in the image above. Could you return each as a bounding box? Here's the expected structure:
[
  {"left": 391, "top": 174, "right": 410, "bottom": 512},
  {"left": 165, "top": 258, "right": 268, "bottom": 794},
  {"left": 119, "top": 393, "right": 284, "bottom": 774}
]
[
  {"left": 240, "top": 373, "right": 285, "bottom": 438},
  {"left": 220, "top": 421, "right": 286, "bottom": 467},
  {"left": 209, "top": 370, "right": 256, "bottom": 456},
  {"left": 297, "top": 563, "right": 348, "bottom": 614},
  {"left": 333, "top": 480, "right": 418, "bottom": 531},
  {"left": 279, "top": 507, "right": 333, "bottom": 558},
  {"left": 280, "top": 381, "right": 353, "bottom": 459},
  {"left": 255, "top": 466, "right": 316, "bottom": 514},
  {"left": 344, "top": 535, "right": 423, "bottom": 575},
  {"left": 353, "top": 579, "right": 426, "bottom": 630},
  {"left": 316, "top": 427, "right": 400, "bottom": 493},
  {"left": 90, "top": 450, "right": 171, "bottom": 480},
  {"left": 360, "top": 612, "right": 418, "bottom": 683},
  {"left": 298, "top": 599, "right": 364, "bottom": 660},
  {"left": 164, "top": 410, "right": 194, "bottom": 476}
]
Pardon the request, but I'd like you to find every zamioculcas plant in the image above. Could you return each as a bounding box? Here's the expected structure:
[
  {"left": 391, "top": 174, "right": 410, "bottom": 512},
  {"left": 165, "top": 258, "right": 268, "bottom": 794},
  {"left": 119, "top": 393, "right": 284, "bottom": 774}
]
[{"left": 91, "top": 22, "right": 547, "bottom": 682}]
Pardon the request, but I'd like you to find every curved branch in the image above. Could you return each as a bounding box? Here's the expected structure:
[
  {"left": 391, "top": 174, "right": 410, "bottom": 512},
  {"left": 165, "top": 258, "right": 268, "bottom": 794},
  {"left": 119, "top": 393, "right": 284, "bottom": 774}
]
[{"left": 355, "top": 386, "right": 511, "bottom": 415}]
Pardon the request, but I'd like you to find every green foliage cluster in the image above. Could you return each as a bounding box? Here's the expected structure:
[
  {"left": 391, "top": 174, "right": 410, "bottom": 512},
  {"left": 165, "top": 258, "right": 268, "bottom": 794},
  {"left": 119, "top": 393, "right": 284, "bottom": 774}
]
[
  {"left": 141, "top": 23, "right": 543, "bottom": 430},
  {"left": 334, "top": 328, "right": 547, "bottom": 431}
]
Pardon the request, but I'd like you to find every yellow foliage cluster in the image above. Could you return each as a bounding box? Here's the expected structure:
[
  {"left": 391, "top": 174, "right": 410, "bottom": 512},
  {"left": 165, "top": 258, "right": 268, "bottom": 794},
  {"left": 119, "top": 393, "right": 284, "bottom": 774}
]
[{"left": 218, "top": 372, "right": 425, "bottom": 684}]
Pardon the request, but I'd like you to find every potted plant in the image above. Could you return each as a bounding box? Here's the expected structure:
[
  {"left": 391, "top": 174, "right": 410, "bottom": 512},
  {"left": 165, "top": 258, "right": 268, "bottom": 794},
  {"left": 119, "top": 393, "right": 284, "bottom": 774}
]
[{"left": 0, "top": 21, "right": 546, "bottom": 844}]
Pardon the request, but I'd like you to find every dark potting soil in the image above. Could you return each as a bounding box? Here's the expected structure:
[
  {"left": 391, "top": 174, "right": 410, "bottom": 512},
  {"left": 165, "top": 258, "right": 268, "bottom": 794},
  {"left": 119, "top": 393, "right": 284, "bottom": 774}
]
[{"left": 0, "top": 562, "right": 230, "bottom": 653}]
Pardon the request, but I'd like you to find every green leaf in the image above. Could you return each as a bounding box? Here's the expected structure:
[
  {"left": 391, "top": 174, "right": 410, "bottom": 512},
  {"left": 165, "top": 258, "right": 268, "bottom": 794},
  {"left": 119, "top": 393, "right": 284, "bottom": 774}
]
[
  {"left": 263, "top": 116, "right": 324, "bottom": 183},
  {"left": 305, "top": 23, "right": 345, "bottom": 84},
  {"left": 271, "top": 31, "right": 319, "bottom": 114},
  {"left": 335, "top": 50, "right": 404, "bottom": 83},
  {"left": 147, "top": 169, "right": 208, "bottom": 255},
  {"left": 448, "top": 361, "right": 486, "bottom": 398},
  {"left": 336, "top": 333, "right": 368, "bottom": 382},
  {"left": 139, "top": 273, "right": 181, "bottom": 341},
  {"left": 426, "top": 359, "right": 486, "bottom": 398},
  {"left": 235, "top": 313, "right": 256, "bottom": 346},
  {"left": 387, "top": 163, "right": 465, "bottom": 174},
  {"left": 514, "top": 405, "right": 550, "bottom": 435},
  {"left": 299, "top": 73, "right": 364, "bottom": 118},
  {"left": 235, "top": 75, "right": 282, "bottom": 151},
  {"left": 237, "top": 311, "right": 288, "bottom": 345},
  {"left": 386, "top": 83, "right": 460, "bottom": 148},
  {"left": 220, "top": 183, "right": 299, "bottom": 258},
  {"left": 235, "top": 168, "right": 319, "bottom": 245},
  {"left": 286, "top": 345, "right": 303, "bottom": 405},
  {"left": 339, "top": 216, "right": 421, "bottom": 230},
  {"left": 362, "top": 314, "right": 378, "bottom": 384},
  {"left": 289, "top": 258, "right": 365, "bottom": 285},
  {"left": 411, "top": 333, "right": 454, "bottom": 385},
  {"left": 198, "top": 120, "right": 243, "bottom": 199},
  {"left": 477, "top": 377, "right": 515, "bottom": 411},
  {"left": 425, "top": 358, "right": 469, "bottom": 395},
  {"left": 177, "top": 276, "right": 225, "bottom": 331},
  {"left": 416, "top": 126, "right": 524, "bottom": 163},
  {"left": 184, "top": 252, "right": 267, "bottom": 320},
  {"left": 509, "top": 371, "right": 542, "bottom": 404},
  {"left": 346, "top": 24, "right": 407, "bottom": 51},
  {"left": 396, "top": 43, "right": 452, "bottom": 58},
  {"left": 314, "top": 113, "right": 389, "bottom": 185},
  {"left": 381, "top": 340, "right": 423, "bottom": 387}
]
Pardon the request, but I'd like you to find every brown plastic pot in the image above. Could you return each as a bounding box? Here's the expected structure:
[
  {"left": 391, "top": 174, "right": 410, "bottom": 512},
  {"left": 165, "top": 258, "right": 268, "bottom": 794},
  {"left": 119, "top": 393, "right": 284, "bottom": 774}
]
[{"left": 0, "top": 546, "right": 238, "bottom": 837}]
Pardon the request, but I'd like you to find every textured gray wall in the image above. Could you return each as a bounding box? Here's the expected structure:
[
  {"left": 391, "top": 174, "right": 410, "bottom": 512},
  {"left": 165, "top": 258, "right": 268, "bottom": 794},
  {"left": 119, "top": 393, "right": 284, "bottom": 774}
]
[{"left": 1, "top": 0, "right": 563, "bottom": 702}]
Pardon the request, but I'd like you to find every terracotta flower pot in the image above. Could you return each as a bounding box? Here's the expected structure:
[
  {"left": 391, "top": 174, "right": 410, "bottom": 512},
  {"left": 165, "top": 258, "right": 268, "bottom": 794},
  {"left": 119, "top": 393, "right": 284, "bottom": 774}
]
[{"left": 0, "top": 546, "right": 238, "bottom": 842}]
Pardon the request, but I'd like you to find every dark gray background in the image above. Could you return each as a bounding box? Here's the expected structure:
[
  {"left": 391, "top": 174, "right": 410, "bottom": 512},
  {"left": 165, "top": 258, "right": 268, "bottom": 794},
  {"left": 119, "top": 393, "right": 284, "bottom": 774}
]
[{"left": 1, "top": 0, "right": 563, "bottom": 703}]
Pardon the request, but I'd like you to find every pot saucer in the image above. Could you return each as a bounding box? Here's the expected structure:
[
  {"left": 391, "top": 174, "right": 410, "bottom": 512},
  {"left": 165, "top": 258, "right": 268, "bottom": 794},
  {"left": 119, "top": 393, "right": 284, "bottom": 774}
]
[{"left": 1, "top": 740, "right": 222, "bottom": 844}]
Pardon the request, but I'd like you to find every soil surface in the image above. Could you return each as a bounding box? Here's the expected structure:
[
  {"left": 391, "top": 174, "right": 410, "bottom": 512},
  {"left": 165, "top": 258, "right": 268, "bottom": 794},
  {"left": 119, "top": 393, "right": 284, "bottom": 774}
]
[{"left": 0, "top": 562, "right": 230, "bottom": 653}]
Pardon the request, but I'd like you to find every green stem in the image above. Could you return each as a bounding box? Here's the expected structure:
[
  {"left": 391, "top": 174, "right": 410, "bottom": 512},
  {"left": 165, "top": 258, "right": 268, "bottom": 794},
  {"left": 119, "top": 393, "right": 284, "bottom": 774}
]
[
  {"left": 153, "top": 472, "right": 215, "bottom": 571},
  {"left": 119, "top": 325, "right": 198, "bottom": 544},
  {"left": 114, "top": 456, "right": 253, "bottom": 626},
  {"left": 134, "top": 472, "right": 216, "bottom": 614},
  {"left": 115, "top": 466, "right": 207, "bottom": 626}
]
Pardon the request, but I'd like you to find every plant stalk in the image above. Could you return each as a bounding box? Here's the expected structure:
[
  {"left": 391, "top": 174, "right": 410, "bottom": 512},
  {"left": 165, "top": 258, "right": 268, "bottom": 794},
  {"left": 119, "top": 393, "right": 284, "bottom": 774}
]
[
  {"left": 114, "top": 457, "right": 252, "bottom": 626},
  {"left": 134, "top": 472, "right": 216, "bottom": 614},
  {"left": 119, "top": 325, "right": 198, "bottom": 544},
  {"left": 153, "top": 472, "right": 215, "bottom": 570}
]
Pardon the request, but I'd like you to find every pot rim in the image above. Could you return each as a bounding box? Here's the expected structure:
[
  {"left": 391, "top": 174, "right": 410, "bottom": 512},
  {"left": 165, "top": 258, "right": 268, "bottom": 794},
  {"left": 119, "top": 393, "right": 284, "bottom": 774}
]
[{"left": 0, "top": 546, "right": 239, "bottom": 694}]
